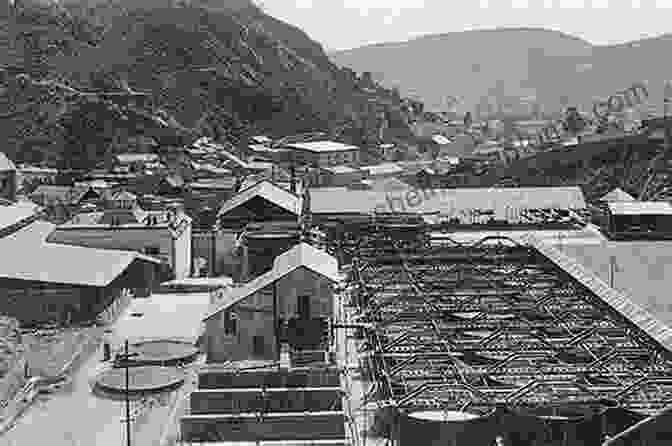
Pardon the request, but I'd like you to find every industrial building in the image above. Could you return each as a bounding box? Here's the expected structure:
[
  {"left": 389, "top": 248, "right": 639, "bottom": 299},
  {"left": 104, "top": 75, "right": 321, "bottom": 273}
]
[
  {"left": 327, "top": 220, "right": 672, "bottom": 446},
  {"left": 284, "top": 141, "right": 361, "bottom": 168},
  {"left": 47, "top": 199, "right": 192, "bottom": 279},
  {"left": 202, "top": 242, "right": 340, "bottom": 363}
]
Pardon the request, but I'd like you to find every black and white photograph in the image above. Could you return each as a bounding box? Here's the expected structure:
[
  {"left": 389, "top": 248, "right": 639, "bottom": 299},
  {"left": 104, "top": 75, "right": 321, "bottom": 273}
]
[{"left": 1, "top": 0, "right": 672, "bottom": 444}]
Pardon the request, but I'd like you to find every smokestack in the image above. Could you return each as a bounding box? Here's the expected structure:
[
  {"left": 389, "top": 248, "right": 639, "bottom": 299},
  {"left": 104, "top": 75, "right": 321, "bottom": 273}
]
[{"left": 290, "top": 162, "right": 296, "bottom": 194}]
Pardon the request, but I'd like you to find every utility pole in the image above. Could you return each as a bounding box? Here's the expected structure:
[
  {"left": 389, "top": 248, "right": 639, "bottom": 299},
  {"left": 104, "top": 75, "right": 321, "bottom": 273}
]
[
  {"left": 609, "top": 255, "right": 618, "bottom": 289},
  {"left": 118, "top": 340, "right": 139, "bottom": 446}
]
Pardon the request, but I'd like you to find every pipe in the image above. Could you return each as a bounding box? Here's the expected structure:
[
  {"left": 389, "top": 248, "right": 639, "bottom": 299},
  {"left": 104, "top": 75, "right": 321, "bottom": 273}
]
[{"left": 602, "top": 403, "right": 672, "bottom": 446}]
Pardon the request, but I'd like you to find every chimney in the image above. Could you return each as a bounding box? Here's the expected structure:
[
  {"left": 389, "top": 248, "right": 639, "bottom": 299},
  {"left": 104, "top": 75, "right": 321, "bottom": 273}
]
[{"left": 290, "top": 163, "right": 296, "bottom": 194}]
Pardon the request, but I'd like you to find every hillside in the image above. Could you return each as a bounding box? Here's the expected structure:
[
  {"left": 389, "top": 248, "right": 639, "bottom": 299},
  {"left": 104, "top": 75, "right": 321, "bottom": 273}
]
[
  {"left": 330, "top": 28, "right": 672, "bottom": 116},
  {"left": 0, "top": 0, "right": 416, "bottom": 168}
]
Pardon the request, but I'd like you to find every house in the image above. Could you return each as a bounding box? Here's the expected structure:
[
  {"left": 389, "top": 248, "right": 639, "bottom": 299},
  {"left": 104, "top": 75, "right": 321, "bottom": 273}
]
[
  {"left": 202, "top": 242, "right": 340, "bottom": 362},
  {"left": 607, "top": 202, "right": 672, "bottom": 239},
  {"left": 0, "top": 152, "right": 17, "bottom": 202},
  {"left": 114, "top": 153, "right": 160, "bottom": 173},
  {"left": 16, "top": 164, "right": 58, "bottom": 191},
  {"left": 47, "top": 203, "right": 192, "bottom": 279},
  {"left": 217, "top": 180, "right": 301, "bottom": 231},
  {"left": 283, "top": 141, "right": 360, "bottom": 168},
  {"left": 0, "top": 208, "right": 162, "bottom": 325}
]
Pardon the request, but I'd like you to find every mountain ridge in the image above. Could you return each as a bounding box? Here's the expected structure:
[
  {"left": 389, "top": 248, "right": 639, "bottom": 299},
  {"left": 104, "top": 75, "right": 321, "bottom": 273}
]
[{"left": 329, "top": 27, "right": 672, "bottom": 116}]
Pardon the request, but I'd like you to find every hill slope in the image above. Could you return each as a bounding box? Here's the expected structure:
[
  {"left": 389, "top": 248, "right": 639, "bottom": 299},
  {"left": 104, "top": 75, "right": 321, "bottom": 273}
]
[
  {"left": 0, "top": 0, "right": 416, "bottom": 168},
  {"left": 330, "top": 28, "right": 672, "bottom": 116}
]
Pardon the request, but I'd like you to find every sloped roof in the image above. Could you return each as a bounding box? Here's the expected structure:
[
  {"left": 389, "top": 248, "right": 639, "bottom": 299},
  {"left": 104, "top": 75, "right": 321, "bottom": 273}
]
[
  {"left": 0, "top": 202, "right": 39, "bottom": 233},
  {"left": 432, "top": 134, "right": 452, "bottom": 145},
  {"left": 308, "top": 186, "right": 586, "bottom": 216},
  {"left": 0, "top": 152, "right": 16, "bottom": 171},
  {"left": 524, "top": 234, "right": 672, "bottom": 354},
  {"left": 608, "top": 201, "right": 672, "bottom": 215},
  {"left": 217, "top": 180, "right": 301, "bottom": 217},
  {"left": 323, "top": 165, "right": 359, "bottom": 174},
  {"left": 203, "top": 242, "right": 339, "bottom": 321},
  {"left": 369, "top": 177, "right": 411, "bottom": 192},
  {"left": 115, "top": 153, "right": 159, "bottom": 164},
  {"left": 285, "top": 141, "right": 359, "bottom": 153},
  {"left": 360, "top": 163, "right": 404, "bottom": 176},
  {"left": 30, "top": 185, "right": 92, "bottom": 204},
  {"left": 111, "top": 190, "right": 137, "bottom": 201},
  {"left": 599, "top": 187, "right": 636, "bottom": 203},
  {"left": 0, "top": 221, "right": 160, "bottom": 287}
]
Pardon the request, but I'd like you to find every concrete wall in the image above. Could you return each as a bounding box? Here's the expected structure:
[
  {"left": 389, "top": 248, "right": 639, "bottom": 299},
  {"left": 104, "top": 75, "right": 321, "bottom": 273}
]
[
  {"left": 180, "top": 412, "right": 345, "bottom": 442},
  {"left": 197, "top": 368, "right": 341, "bottom": 389},
  {"left": 49, "top": 225, "right": 191, "bottom": 279},
  {"left": 0, "top": 170, "right": 16, "bottom": 202},
  {"left": 192, "top": 230, "right": 240, "bottom": 277},
  {"left": 204, "top": 267, "right": 334, "bottom": 362},
  {"left": 189, "top": 388, "right": 342, "bottom": 413},
  {"left": 173, "top": 221, "right": 191, "bottom": 279},
  {"left": 0, "top": 280, "right": 115, "bottom": 325}
]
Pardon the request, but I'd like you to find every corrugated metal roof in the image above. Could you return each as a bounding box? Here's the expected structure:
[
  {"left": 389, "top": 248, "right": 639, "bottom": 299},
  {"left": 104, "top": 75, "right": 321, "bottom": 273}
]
[
  {"left": 323, "top": 165, "right": 359, "bottom": 174},
  {"left": 360, "top": 163, "right": 404, "bottom": 176},
  {"left": 523, "top": 234, "right": 672, "bottom": 354},
  {"left": 0, "top": 202, "right": 39, "bottom": 233},
  {"left": 30, "top": 185, "right": 91, "bottom": 204},
  {"left": 608, "top": 201, "right": 672, "bottom": 215},
  {"left": 0, "top": 152, "right": 16, "bottom": 171},
  {"left": 115, "top": 153, "right": 159, "bottom": 163},
  {"left": 599, "top": 188, "right": 636, "bottom": 203},
  {"left": 217, "top": 180, "right": 301, "bottom": 217},
  {"left": 0, "top": 221, "right": 160, "bottom": 287},
  {"left": 203, "top": 242, "right": 339, "bottom": 321},
  {"left": 309, "top": 186, "right": 586, "bottom": 216},
  {"left": 432, "top": 135, "right": 452, "bottom": 145},
  {"left": 285, "top": 141, "right": 359, "bottom": 153}
]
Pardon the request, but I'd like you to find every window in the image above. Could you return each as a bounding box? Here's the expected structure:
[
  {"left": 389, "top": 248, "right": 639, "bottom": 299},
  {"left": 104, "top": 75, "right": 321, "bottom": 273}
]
[
  {"left": 253, "top": 335, "right": 265, "bottom": 356},
  {"left": 298, "top": 295, "right": 311, "bottom": 320},
  {"left": 144, "top": 246, "right": 160, "bottom": 256},
  {"left": 224, "top": 311, "right": 237, "bottom": 336}
]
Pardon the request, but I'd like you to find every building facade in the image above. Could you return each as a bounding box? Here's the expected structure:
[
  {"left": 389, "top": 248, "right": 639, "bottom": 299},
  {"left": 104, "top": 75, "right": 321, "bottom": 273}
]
[{"left": 284, "top": 141, "right": 360, "bottom": 168}]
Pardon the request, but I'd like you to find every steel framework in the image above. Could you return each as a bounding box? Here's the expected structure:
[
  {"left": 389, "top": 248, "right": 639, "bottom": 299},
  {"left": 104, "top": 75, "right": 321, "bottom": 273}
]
[{"left": 342, "top": 231, "right": 672, "bottom": 417}]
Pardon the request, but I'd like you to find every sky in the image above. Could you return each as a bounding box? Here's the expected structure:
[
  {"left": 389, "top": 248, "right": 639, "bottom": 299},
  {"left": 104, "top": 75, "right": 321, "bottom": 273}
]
[{"left": 257, "top": 0, "right": 672, "bottom": 51}]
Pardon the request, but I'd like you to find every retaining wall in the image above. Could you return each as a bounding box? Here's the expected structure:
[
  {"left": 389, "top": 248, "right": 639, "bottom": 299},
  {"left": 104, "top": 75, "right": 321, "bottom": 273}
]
[
  {"left": 180, "top": 411, "right": 346, "bottom": 442},
  {"left": 197, "top": 368, "right": 340, "bottom": 389},
  {"left": 189, "top": 387, "right": 342, "bottom": 414}
]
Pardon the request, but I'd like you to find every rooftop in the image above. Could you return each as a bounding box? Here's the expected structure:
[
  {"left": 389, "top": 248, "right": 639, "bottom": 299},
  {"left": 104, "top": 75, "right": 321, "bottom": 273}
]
[
  {"left": 359, "top": 163, "right": 404, "bottom": 176},
  {"left": 599, "top": 188, "right": 636, "bottom": 203},
  {"left": 110, "top": 291, "right": 212, "bottom": 348},
  {"left": 217, "top": 180, "right": 301, "bottom": 218},
  {"left": 285, "top": 141, "right": 359, "bottom": 153},
  {"left": 203, "top": 242, "right": 339, "bottom": 321},
  {"left": 0, "top": 201, "right": 39, "bottom": 234},
  {"left": 308, "top": 186, "right": 586, "bottom": 216},
  {"left": 0, "top": 221, "right": 160, "bottom": 287},
  {"left": 0, "top": 152, "right": 16, "bottom": 171},
  {"left": 608, "top": 201, "right": 672, "bottom": 215}
]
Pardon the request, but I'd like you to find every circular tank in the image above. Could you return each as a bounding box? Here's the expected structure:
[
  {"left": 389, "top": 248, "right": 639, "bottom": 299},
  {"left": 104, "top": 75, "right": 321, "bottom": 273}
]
[{"left": 95, "top": 366, "right": 184, "bottom": 393}]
